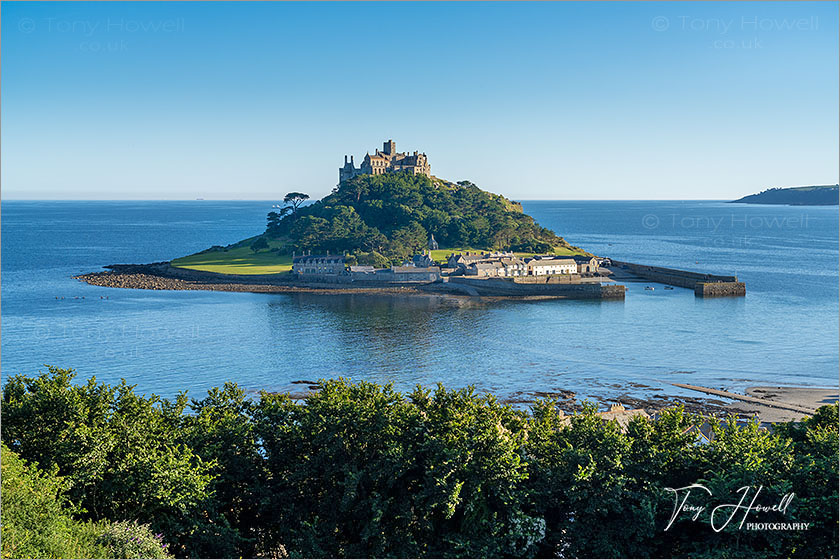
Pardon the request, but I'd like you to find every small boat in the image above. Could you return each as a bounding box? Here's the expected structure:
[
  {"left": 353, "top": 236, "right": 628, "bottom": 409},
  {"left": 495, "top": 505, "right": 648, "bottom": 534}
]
[
  {"left": 664, "top": 286, "right": 674, "bottom": 290},
  {"left": 645, "top": 286, "right": 655, "bottom": 291}
]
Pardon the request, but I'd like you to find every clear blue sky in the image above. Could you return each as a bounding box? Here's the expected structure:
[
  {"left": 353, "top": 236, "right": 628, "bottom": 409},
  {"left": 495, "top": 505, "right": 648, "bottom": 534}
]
[{"left": 2, "top": 1, "right": 837, "bottom": 200}]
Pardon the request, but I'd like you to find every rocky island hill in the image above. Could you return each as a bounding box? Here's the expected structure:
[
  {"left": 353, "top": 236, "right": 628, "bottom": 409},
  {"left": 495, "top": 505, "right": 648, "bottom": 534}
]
[
  {"left": 77, "top": 140, "right": 743, "bottom": 299},
  {"left": 261, "top": 171, "right": 585, "bottom": 265},
  {"left": 170, "top": 140, "right": 589, "bottom": 276}
]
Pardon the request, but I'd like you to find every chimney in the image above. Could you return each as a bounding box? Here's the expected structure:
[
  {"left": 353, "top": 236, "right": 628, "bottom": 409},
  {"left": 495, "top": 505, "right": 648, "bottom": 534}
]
[
  {"left": 344, "top": 155, "right": 348, "bottom": 164},
  {"left": 351, "top": 155, "right": 354, "bottom": 164}
]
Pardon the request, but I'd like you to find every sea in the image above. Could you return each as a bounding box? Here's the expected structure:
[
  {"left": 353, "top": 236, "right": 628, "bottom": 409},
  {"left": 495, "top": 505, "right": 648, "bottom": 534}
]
[{"left": 2, "top": 200, "right": 838, "bottom": 403}]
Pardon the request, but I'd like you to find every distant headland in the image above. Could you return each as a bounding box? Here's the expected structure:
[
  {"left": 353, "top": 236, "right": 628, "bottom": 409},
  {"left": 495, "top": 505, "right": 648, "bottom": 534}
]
[{"left": 730, "top": 184, "right": 839, "bottom": 206}]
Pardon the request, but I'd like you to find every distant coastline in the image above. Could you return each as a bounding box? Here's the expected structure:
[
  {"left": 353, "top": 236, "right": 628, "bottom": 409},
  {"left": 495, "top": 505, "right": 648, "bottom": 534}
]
[{"left": 730, "top": 184, "right": 839, "bottom": 206}]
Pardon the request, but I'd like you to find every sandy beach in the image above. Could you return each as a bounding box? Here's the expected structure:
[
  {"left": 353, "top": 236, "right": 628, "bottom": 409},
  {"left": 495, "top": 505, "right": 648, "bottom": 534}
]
[{"left": 732, "top": 386, "right": 840, "bottom": 423}]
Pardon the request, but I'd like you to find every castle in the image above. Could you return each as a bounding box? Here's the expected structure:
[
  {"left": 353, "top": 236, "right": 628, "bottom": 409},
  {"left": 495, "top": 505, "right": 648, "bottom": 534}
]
[{"left": 339, "top": 140, "right": 431, "bottom": 184}]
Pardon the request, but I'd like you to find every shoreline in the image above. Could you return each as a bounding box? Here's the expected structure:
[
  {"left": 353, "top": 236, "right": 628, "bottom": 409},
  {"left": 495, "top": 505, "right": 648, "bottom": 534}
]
[
  {"left": 74, "top": 262, "right": 619, "bottom": 300},
  {"left": 273, "top": 381, "right": 837, "bottom": 424},
  {"left": 75, "top": 262, "right": 438, "bottom": 296}
]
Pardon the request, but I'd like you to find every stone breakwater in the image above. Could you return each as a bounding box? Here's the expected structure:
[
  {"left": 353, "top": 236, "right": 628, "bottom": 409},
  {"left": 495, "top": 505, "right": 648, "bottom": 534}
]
[
  {"left": 75, "top": 263, "right": 425, "bottom": 295},
  {"left": 446, "top": 276, "right": 626, "bottom": 299},
  {"left": 609, "top": 260, "right": 746, "bottom": 297},
  {"left": 695, "top": 282, "right": 747, "bottom": 298}
]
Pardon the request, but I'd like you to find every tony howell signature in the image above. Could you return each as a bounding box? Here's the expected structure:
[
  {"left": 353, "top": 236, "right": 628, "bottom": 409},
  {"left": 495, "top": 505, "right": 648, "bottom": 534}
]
[{"left": 664, "top": 484, "right": 805, "bottom": 532}]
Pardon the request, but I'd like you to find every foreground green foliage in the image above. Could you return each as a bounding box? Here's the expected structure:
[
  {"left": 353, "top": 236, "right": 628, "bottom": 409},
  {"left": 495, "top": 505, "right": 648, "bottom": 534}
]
[
  {"left": 1, "top": 444, "right": 171, "bottom": 559},
  {"left": 265, "top": 172, "right": 582, "bottom": 264},
  {"left": 2, "top": 368, "right": 837, "bottom": 558}
]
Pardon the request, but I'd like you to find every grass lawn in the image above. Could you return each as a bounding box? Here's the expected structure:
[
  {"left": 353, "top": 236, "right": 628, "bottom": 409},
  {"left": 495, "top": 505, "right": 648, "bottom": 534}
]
[
  {"left": 172, "top": 241, "right": 590, "bottom": 275},
  {"left": 171, "top": 239, "right": 292, "bottom": 275},
  {"left": 431, "top": 245, "right": 587, "bottom": 263},
  {"left": 429, "top": 247, "right": 484, "bottom": 262},
  {"left": 550, "top": 246, "right": 586, "bottom": 256}
]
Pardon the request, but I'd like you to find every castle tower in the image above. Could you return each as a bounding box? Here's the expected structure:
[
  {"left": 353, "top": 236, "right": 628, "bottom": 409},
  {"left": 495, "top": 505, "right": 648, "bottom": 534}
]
[{"left": 383, "top": 139, "right": 396, "bottom": 155}]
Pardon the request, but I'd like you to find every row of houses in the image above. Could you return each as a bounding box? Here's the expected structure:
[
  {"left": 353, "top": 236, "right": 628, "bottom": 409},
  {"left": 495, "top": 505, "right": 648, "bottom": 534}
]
[
  {"left": 291, "top": 251, "right": 602, "bottom": 283},
  {"left": 292, "top": 254, "right": 440, "bottom": 283},
  {"left": 446, "top": 251, "right": 600, "bottom": 278}
]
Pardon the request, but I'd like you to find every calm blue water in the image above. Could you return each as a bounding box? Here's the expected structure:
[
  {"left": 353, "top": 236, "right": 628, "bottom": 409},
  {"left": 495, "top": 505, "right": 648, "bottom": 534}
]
[{"left": 2, "top": 200, "right": 837, "bottom": 402}]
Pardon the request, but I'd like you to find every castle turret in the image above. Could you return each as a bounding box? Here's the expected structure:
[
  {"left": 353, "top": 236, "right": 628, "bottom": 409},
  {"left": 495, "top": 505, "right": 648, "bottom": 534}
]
[
  {"left": 339, "top": 154, "right": 359, "bottom": 185},
  {"left": 383, "top": 139, "right": 396, "bottom": 155}
]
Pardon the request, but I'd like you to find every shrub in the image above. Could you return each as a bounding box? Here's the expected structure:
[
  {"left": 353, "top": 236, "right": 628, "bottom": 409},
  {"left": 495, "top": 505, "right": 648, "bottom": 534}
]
[
  {"left": 1, "top": 444, "right": 172, "bottom": 559},
  {"left": 96, "top": 521, "right": 172, "bottom": 559},
  {"left": 1, "top": 443, "right": 105, "bottom": 559},
  {"left": 250, "top": 237, "right": 270, "bottom": 253},
  {"left": 1, "top": 367, "right": 217, "bottom": 557}
]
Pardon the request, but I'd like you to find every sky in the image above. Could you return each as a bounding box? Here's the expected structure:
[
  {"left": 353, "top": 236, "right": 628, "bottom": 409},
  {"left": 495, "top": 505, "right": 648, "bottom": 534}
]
[{"left": 1, "top": 1, "right": 838, "bottom": 201}]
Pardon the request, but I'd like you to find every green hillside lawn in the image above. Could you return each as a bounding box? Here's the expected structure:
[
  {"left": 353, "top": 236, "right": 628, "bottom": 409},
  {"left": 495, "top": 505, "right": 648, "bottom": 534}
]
[
  {"left": 172, "top": 244, "right": 589, "bottom": 275},
  {"left": 171, "top": 239, "right": 292, "bottom": 275}
]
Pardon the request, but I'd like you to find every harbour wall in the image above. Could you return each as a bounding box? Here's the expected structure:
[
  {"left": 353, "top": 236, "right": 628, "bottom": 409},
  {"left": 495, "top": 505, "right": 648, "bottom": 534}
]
[
  {"left": 609, "top": 260, "right": 745, "bottom": 297},
  {"left": 695, "top": 282, "right": 747, "bottom": 298},
  {"left": 447, "top": 277, "right": 626, "bottom": 299}
]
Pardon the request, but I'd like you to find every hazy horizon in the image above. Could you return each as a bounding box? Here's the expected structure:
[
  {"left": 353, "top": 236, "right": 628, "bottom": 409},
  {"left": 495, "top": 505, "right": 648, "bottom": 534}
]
[{"left": 2, "top": 2, "right": 838, "bottom": 201}]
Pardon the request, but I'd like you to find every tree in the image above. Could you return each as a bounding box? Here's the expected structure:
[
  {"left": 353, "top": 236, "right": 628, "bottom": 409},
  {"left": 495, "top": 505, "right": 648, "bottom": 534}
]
[
  {"left": 250, "top": 237, "right": 269, "bottom": 253},
  {"left": 1, "top": 444, "right": 173, "bottom": 559},
  {"left": 283, "top": 192, "right": 310, "bottom": 214},
  {"left": 266, "top": 208, "right": 292, "bottom": 233},
  {"left": 1, "top": 367, "right": 221, "bottom": 557}
]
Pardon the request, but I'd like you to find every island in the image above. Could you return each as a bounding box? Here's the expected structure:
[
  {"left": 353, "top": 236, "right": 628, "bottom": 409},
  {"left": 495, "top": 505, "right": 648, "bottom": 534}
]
[
  {"left": 76, "top": 139, "right": 746, "bottom": 299},
  {"left": 730, "top": 184, "right": 839, "bottom": 205}
]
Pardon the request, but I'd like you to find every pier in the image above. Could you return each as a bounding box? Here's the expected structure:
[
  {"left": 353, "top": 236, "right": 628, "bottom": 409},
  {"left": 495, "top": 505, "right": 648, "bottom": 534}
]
[{"left": 608, "top": 260, "right": 746, "bottom": 297}]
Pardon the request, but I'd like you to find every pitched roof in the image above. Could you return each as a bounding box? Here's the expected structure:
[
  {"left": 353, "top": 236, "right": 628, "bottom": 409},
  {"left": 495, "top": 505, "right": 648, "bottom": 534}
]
[
  {"left": 528, "top": 258, "right": 576, "bottom": 266},
  {"left": 293, "top": 255, "right": 346, "bottom": 263}
]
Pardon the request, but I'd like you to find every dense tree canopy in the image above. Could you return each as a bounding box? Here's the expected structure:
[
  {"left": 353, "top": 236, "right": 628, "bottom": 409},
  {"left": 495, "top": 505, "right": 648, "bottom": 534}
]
[
  {"left": 265, "top": 173, "right": 571, "bottom": 263},
  {"left": 2, "top": 368, "right": 837, "bottom": 558}
]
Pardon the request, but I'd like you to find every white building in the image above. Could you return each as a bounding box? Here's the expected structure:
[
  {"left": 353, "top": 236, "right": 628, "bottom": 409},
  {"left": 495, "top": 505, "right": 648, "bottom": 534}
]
[
  {"left": 498, "top": 257, "right": 528, "bottom": 277},
  {"left": 526, "top": 257, "right": 578, "bottom": 276}
]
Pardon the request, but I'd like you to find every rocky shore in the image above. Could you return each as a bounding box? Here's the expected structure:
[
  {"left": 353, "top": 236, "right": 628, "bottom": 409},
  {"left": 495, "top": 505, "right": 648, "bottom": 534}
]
[
  {"left": 75, "top": 262, "right": 429, "bottom": 296},
  {"left": 277, "top": 382, "right": 836, "bottom": 424}
]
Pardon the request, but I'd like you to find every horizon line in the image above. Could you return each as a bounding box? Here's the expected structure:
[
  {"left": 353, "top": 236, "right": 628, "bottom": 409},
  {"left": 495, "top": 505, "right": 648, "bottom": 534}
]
[{"left": 2, "top": 198, "right": 743, "bottom": 203}]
